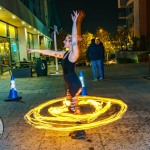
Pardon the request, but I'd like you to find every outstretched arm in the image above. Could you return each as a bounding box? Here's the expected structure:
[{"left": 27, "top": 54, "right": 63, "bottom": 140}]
[{"left": 27, "top": 49, "right": 65, "bottom": 58}]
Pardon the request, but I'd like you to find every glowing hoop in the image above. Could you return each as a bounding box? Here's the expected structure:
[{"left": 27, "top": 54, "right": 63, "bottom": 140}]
[{"left": 24, "top": 96, "right": 127, "bottom": 131}]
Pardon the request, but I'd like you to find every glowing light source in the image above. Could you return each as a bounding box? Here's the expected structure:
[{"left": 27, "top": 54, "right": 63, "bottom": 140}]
[
  {"left": 24, "top": 96, "right": 127, "bottom": 131},
  {"left": 12, "top": 15, "right": 16, "bottom": 19},
  {"left": 21, "top": 21, "right": 25, "bottom": 25}
]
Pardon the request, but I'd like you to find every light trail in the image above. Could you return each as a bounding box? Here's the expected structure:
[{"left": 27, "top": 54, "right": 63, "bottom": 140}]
[{"left": 24, "top": 96, "right": 127, "bottom": 131}]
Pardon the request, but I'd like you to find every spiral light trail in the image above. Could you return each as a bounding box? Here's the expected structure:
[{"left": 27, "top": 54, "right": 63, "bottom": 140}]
[{"left": 24, "top": 96, "right": 127, "bottom": 131}]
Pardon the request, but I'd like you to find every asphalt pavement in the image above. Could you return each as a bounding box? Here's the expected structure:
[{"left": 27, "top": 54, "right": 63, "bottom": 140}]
[{"left": 0, "top": 63, "right": 150, "bottom": 150}]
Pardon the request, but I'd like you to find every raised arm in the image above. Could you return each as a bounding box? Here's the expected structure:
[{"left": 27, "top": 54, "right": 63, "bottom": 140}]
[
  {"left": 69, "top": 10, "right": 85, "bottom": 62},
  {"left": 68, "top": 11, "right": 79, "bottom": 62},
  {"left": 27, "top": 49, "right": 65, "bottom": 58},
  {"left": 77, "top": 10, "right": 86, "bottom": 43}
]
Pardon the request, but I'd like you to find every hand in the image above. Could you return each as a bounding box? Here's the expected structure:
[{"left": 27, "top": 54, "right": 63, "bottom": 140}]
[
  {"left": 77, "top": 10, "right": 86, "bottom": 23},
  {"left": 71, "top": 10, "right": 79, "bottom": 23},
  {"left": 27, "top": 48, "right": 34, "bottom": 53}
]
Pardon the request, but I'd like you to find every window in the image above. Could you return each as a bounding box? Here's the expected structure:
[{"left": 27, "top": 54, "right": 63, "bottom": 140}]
[
  {"left": 27, "top": 33, "right": 34, "bottom": 61},
  {"left": 9, "top": 25, "right": 16, "bottom": 38},
  {"left": 0, "top": 21, "right": 7, "bottom": 37}
]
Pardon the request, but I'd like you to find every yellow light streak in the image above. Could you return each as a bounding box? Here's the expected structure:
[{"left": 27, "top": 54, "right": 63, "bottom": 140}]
[{"left": 24, "top": 96, "right": 127, "bottom": 131}]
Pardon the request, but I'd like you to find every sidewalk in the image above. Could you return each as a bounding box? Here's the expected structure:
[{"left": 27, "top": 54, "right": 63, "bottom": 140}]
[{"left": 0, "top": 63, "right": 150, "bottom": 150}]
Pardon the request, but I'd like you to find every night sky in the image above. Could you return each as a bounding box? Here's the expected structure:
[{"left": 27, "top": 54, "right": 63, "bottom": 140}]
[{"left": 56, "top": 0, "right": 118, "bottom": 35}]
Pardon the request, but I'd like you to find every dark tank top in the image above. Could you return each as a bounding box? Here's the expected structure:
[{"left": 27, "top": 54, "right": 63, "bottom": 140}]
[
  {"left": 61, "top": 51, "right": 81, "bottom": 96},
  {"left": 61, "top": 51, "right": 76, "bottom": 75}
]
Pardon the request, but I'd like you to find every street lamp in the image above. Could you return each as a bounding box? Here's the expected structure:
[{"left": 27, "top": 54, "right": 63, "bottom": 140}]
[
  {"left": 50, "top": 25, "right": 62, "bottom": 75},
  {"left": 54, "top": 25, "right": 59, "bottom": 74}
]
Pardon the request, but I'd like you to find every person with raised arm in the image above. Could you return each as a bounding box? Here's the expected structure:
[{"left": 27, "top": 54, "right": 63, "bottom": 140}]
[
  {"left": 27, "top": 11, "right": 84, "bottom": 114},
  {"left": 28, "top": 10, "right": 86, "bottom": 139}
]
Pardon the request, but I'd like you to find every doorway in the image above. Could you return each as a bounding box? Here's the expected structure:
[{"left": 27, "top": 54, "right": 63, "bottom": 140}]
[
  {"left": 0, "top": 37, "right": 10, "bottom": 65},
  {"left": 0, "top": 37, "right": 10, "bottom": 74}
]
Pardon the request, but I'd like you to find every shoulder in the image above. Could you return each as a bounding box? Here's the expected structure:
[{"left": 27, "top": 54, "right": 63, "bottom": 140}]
[
  {"left": 90, "top": 44, "right": 96, "bottom": 48},
  {"left": 97, "top": 45, "right": 102, "bottom": 48}
]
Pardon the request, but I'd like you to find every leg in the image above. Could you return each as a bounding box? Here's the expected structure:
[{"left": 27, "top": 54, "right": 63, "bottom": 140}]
[
  {"left": 101, "top": 58, "right": 104, "bottom": 79},
  {"left": 69, "top": 93, "right": 86, "bottom": 140},
  {"left": 64, "top": 88, "right": 72, "bottom": 107},
  {"left": 66, "top": 89, "right": 72, "bottom": 101},
  {"left": 97, "top": 59, "right": 103, "bottom": 79},
  {"left": 91, "top": 60, "right": 98, "bottom": 80},
  {"left": 69, "top": 88, "right": 82, "bottom": 114},
  {"left": 68, "top": 87, "right": 86, "bottom": 140}
]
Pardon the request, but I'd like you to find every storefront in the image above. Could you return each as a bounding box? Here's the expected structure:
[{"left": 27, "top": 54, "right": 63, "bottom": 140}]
[
  {"left": 0, "top": 20, "right": 51, "bottom": 75},
  {"left": 0, "top": 21, "right": 19, "bottom": 65},
  {"left": 0, "top": 1, "right": 53, "bottom": 75}
]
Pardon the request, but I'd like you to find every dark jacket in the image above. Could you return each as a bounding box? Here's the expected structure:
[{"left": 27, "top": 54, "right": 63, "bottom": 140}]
[{"left": 86, "top": 43, "right": 103, "bottom": 61}]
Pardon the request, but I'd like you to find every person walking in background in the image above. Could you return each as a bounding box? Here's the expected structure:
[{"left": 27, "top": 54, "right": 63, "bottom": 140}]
[
  {"left": 27, "top": 10, "right": 86, "bottom": 139},
  {"left": 86, "top": 38, "right": 104, "bottom": 81},
  {"left": 95, "top": 37, "right": 105, "bottom": 79}
]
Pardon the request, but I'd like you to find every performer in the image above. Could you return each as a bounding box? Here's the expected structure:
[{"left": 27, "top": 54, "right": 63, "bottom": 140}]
[{"left": 27, "top": 10, "right": 86, "bottom": 139}]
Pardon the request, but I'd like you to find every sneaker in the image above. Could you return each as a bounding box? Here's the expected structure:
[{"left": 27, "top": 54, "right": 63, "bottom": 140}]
[{"left": 70, "top": 130, "right": 86, "bottom": 140}]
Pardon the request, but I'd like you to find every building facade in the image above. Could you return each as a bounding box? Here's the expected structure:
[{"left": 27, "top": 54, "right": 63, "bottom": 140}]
[
  {"left": 0, "top": 0, "right": 58, "bottom": 72},
  {"left": 118, "top": 0, "right": 150, "bottom": 37}
]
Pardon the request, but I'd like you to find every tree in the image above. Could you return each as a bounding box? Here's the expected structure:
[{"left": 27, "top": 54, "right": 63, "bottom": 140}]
[
  {"left": 114, "top": 26, "right": 133, "bottom": 50},
  {"left": 95, "top": 27, "right": 115, "bottom": 57},
  {"left": 79, "top": 32, "right": 94, "bottom": 63}
]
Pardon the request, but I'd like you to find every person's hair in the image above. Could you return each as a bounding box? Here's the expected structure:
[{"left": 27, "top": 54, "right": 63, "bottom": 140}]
[
  {"left": 91, "top": 38, "right": 95, "bottom": 43},
  {"left": 66, "top": 34, "right": 72, "bottom": 42},
  {"left": 96, "top": 37, "right": 100, "bottom": 40}
]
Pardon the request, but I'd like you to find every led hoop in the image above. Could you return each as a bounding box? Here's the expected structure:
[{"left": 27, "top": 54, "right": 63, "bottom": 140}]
[{"left": 24, "top": 96, "right": 127, "bottom": 131}]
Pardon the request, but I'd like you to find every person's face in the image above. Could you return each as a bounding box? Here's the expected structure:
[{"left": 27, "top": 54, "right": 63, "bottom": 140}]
[
  {"left": 95, "top": 39, "right": 100, "bottom": 45},
  {"left": 63, "top": 36, "right": 71, "bottom": 48}
]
